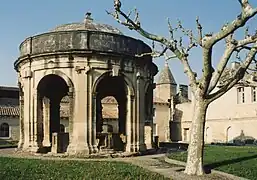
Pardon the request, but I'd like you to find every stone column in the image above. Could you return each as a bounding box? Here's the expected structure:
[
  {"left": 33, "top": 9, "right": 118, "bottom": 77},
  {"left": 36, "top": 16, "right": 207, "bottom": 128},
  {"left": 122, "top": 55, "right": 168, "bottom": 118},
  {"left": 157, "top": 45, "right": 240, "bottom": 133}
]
[
  {"left": 18, "top": 83, "right": 24, "bottom": 149},
  {"left": 67, "top": 70, "right": 89, "bottom": 155},
  {"left": 88, "top": 72, "right": 98, "bottom": 153},
  {"left": 68, "top": 91, "right": 74, "bottom": 145},
  {"left": 42, "top": 97, "right": 51, "bottom": 147},
  {"left": 30, "top": 91, "right": 40, "bottom": 152},
  {"left": 21, "top": 79, "right": 31, "bottom": 150},
  {"left": 131, "top": 91, "right": 137, "bottom": 152},
  {"left": 125, "top": 95, "right": 133, "bottom": 152},
  {"left": 136, "top": 72, "right": 146, "bottom": 152},
  {"left": 91, "top": 92, "right": 98, "bottom": 153}
]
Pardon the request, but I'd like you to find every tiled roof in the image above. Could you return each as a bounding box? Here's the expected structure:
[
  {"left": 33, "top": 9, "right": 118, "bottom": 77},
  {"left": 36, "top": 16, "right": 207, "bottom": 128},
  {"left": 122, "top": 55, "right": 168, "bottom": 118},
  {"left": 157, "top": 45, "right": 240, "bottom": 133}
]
[
  {"left": 157, "top": 63, "right": 176, "bottom": 85},
  {"left": 0, "top": 86, "right": 19, "bottom": 91},
  {"left": 101, "top": 96, "right": 118, "bottom": 104},
  {"left": 0, "top": 106, "right": 118, "bottom": 119},
  {"left": 0, "top": 106, "right": 19, "bottom": 116}
]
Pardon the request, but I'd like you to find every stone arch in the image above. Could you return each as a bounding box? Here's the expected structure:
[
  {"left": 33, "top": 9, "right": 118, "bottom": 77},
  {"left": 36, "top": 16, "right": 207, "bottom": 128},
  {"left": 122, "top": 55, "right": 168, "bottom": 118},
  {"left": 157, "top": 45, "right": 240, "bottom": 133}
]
[
  {"left": 36, "top": 73, "right": 73, "bottom": 153},
  {"left": 92, "top": 71, "right": 135, "bottom": 151},
  {"left": 35, "top": 70, "right": 74, "bottom": 93},
  {"left": 92, "top": 71, "right": 135, "bottom": 96}
]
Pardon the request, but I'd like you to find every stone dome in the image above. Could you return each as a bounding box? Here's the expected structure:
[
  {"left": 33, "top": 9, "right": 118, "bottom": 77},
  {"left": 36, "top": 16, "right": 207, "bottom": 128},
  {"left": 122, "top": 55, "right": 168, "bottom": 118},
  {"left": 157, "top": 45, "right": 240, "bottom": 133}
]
[
  {"left": 157, "top": 62, "right": 176, "bottom": 85},
  {"left": 50, "top": 12, "right": 123, "bottom": 35}
]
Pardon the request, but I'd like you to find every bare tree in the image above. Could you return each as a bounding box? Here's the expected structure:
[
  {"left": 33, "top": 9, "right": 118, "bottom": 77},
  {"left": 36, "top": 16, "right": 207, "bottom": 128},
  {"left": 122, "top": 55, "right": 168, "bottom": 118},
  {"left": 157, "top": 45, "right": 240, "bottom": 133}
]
[{"left": 108, "top": 0, "right": 257, "bottom": 176}]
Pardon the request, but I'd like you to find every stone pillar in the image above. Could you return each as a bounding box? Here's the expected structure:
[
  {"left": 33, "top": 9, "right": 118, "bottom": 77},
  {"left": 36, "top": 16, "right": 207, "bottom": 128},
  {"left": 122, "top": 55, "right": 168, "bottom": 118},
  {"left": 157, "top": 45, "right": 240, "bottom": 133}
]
[
  {"left": 131, "top": 92, "right": 137, "bottom": 152},
  {"left": 42, "top": 97, "right": 51, "bottom": 147},
  {"left": 136, "top": 72, "right": 146, "bottom": 152},
  {"left": 68, "top": 90, "right": 74, "bottom": 143},
  {"left": 21, "top": 78, "right": 31, "bottom": 150},
  {"left": 125, "top": 95, "right": 133, "bottom": 152},
  {"left": 18, "top": 83, "right": 24, "bottom": 149},
  {"left": 67, "top": 71, "right": 89, "bottom": 155},
  {"left": 30, "top": 91, "right": 40, "bottom": 152},
  {"left": 91, "top": 92, "right": 98, "bottom": 153}
]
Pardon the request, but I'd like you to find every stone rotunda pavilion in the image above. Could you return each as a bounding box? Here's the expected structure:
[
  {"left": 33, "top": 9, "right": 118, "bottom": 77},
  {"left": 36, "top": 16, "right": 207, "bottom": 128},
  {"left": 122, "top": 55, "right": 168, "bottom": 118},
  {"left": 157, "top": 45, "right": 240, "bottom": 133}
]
[{"left": 14, "top": 13, "right": 158, "bottom": 155}]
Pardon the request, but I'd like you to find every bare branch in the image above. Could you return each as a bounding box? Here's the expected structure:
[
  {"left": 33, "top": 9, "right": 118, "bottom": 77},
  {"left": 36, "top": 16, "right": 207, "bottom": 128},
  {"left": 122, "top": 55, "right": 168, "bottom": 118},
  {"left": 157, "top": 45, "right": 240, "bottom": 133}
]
[
  {"left": 208, "top": 31, "right": 257, "bottom": 93},
  {"left": 237, "top": 33, "right": 257, "bottom": 47},
  {"left": 208, "top": 43, "right": 257, "bottom": 102},
  {"left": 109, "top": 0, "right": 198, "bottom": 89},
  {"left": 204, "top": 1, "right": 257, "bottom": 47},
  {"left": 167, "top": 18, "right": 174, "bottom": 39},
  {"left": 196, "top": 16, "right": 203, "bottom": 45},
  {"left": 238, "top": 0, "right": 252, "bottom": 11},
  {"left": 207, "top": 45, "right": 235, "bottom": 93},
  {"left": 135, "top": 46, "right": 168, "bottom": 58}
]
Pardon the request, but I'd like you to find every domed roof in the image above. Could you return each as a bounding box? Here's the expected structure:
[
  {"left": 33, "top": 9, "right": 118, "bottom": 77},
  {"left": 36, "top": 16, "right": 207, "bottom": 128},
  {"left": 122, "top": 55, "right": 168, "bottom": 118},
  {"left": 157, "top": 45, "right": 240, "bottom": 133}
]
[
  {"left": 50, "top": 12, "right": 123, "bottom": 35},
  {"left": 157, "top": 62, "right": 176, "bottom": 85}
]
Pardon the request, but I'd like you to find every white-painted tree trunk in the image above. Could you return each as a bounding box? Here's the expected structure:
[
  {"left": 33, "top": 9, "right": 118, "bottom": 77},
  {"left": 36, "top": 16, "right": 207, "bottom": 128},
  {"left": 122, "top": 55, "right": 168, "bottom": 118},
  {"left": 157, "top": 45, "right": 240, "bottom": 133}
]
[{"left": 184, "top": 97, "right": 208, "bottom": 175}]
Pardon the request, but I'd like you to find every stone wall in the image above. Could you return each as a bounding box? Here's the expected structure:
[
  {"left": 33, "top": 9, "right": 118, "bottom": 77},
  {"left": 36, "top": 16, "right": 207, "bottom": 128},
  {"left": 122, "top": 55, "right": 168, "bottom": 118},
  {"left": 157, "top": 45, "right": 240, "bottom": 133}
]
[
  {"left": 175, "top": 86, "right": 257, "bottom": 143},
  {"left": 0, "top": 117, "right": 19, "bottom": 141},
  {"left": 153, "top": 103, "right": 170, "bottom": 142}
]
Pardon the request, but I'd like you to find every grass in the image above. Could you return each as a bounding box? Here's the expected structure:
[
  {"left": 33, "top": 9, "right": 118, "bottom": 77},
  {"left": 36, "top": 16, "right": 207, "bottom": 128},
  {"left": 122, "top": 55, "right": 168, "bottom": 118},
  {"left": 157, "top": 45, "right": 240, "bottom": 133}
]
[
  {"left": 0, "top": 157, "right": 168, "bottom": 180},
  {"left": 167, "top": 145, "right": 257, "bottom": 179}
]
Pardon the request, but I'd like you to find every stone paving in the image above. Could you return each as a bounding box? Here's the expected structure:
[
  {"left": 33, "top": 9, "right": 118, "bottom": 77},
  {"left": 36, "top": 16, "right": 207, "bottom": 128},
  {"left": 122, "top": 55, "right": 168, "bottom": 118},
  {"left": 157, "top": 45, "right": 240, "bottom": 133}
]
[{"left": 0, "top": 148, "right": 245, "bottom": 180}]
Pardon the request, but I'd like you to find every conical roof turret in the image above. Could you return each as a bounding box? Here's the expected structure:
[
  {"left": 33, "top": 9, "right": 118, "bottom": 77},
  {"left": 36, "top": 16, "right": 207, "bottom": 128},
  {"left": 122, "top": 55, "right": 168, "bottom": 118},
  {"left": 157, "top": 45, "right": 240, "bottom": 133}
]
[{"left": 157, "top": 61, "right": 176, "bottom": 85}]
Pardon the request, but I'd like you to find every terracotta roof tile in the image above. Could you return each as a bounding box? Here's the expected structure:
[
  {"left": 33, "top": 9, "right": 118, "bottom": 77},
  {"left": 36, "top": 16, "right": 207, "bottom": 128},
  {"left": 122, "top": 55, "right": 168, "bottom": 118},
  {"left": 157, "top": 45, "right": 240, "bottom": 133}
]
[
  {"left": 0, "top": 106, "right": 19, "bottom": 116},
  {"left": 101, "top": 96, "right": 118, "bottom": 104}
]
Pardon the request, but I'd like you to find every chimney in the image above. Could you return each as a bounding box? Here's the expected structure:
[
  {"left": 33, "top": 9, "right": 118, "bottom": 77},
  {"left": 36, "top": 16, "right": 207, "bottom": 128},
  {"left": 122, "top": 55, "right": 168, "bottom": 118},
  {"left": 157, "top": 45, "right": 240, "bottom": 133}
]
[{"left": 179, "top": 84, "right": 188, "bottom": 99}]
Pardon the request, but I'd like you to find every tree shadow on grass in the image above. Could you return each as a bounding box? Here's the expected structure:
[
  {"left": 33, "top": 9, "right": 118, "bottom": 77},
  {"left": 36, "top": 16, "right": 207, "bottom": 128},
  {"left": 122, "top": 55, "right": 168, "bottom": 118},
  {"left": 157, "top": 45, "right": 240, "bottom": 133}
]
[{"left": 203, "top": 154, "right": 257, "bottom": 174}]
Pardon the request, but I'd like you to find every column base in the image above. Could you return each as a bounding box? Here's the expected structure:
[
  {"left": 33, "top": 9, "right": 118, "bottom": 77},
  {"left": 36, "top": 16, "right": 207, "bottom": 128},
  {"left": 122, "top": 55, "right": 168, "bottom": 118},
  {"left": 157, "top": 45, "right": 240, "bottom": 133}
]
[
  {"left": 130, "top": 143, "right": 139, "bottom": 152},
  {"left": 29, "top": 145, "right": 41, "bottom": 153},
  {"left": 67, "top": 143, "right": 90, "bottom": 156},
  {"left": 139, "top": 143, "right": 147, "bottom": 152},
  {"left": 88, "top": 145, "right": 99, "bottom": 154},
  {"left": 42, "top": 140, "right": 51, "bottom": 147},
  {"left": 125, "top": 143, "right": 131, "bottom": 152},
  {"left": 145, "top": 143, "right": 152, "bottom": 149},
  {"left": 17, "top": 140, "right": 24, "bottom": 149}
]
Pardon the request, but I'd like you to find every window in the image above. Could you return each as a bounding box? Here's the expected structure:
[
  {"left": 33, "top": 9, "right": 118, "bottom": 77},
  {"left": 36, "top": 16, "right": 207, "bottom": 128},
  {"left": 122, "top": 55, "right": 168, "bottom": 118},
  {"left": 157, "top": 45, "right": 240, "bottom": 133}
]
[
  {"left": 237, "top": 87, "right": 245, "bottom": 104},
  {"left": 252, "top": 87, "right": 256, "bottom": 102},
  {"left": 0, "top": 123, "right": 9, "bottom": 138},
  {"left": 183, "top": 128, "right": 190, "bottom": 142},
  {"left": 60, "top": 124, "right": 65, "bottom": 133}
]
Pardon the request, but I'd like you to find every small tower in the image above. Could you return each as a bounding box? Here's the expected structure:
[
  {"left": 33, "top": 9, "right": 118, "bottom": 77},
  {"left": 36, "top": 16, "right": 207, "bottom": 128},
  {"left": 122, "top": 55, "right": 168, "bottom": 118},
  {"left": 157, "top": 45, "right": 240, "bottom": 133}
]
[{"left": 155, "top": 61, "right": 177, "bottom": 101}]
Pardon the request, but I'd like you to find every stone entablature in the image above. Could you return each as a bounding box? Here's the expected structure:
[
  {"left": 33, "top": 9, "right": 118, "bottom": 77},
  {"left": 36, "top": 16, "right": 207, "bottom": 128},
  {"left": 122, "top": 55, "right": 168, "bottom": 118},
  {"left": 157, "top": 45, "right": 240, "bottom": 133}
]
[{"left": 16, "top": 31, "right": 152, "bottom": 67}]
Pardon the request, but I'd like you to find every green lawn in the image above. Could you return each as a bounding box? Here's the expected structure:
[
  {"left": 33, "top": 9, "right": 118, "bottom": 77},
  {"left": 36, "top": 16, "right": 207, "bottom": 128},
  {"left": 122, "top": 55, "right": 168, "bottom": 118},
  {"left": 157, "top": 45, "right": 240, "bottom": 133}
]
[
  {"left": 168, "top": 145, "right": 257, "bottom": 179},
  {"left": 0, "top": 157, "right": 168, "bottom": 180}
]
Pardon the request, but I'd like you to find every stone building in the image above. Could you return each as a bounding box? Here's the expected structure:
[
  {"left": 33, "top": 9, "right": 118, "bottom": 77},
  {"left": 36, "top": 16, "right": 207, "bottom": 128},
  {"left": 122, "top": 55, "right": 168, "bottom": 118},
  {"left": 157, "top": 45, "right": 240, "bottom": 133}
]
[
  {"left": 13, "top": 13, "right": 158, "bottom": 155},
  {"left": 153, "top": 62, "right": 257, "bottom": 144},
  {"left": 2, "top": 61, "right": 257, "bottom": 150}
]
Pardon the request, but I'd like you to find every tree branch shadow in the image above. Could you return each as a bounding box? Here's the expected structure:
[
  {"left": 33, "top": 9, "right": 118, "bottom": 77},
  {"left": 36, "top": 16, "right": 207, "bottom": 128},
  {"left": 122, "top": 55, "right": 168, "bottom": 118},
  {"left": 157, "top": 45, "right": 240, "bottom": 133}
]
[{"left": 204, "top": 154, "right": 257, "bottom": 174}]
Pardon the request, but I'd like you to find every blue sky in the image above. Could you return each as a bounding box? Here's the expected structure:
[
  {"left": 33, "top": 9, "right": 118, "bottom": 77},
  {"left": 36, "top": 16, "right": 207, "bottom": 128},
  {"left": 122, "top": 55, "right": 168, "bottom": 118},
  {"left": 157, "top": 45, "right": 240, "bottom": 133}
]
[{"left": 0, "top": 0, "right": 256, "bottom": 86}]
